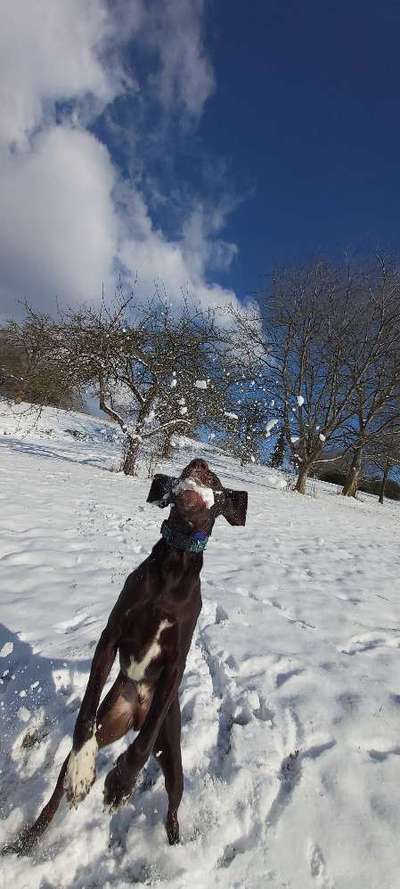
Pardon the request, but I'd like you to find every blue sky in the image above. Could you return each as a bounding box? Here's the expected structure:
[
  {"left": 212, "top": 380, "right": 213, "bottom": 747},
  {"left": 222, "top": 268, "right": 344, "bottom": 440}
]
[
  {"left": 1, "top": 1, "right": 400, "bottom": 317},
  {"left": 202, "top": 0, "right": 400, "bottom": 295},
  {"left": 165, "top": 0, "right": 400, "bottom": 298}
]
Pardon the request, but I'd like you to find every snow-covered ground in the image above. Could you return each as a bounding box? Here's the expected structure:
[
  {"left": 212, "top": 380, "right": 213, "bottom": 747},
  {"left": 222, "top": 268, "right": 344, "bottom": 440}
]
[{"left": 1, "top": 400, "right": 399, "bottom": 889}]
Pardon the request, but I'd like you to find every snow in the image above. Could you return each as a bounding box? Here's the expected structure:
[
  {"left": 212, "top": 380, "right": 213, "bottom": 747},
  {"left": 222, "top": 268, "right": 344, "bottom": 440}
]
[
  {"left": 195, "top": 380, "right": 208, "bottom": 390},
  {"left": 1, "top": 399, "right": 400, "bottom": 888},
  {"left": 224, "top": 411, "right": 239, "bottom": 420},
  {"left": 265, "top": 418, "right": 278, "bottom": 436},
  {"left": 144, "top": 409, "right": 156, "bottom": 425},
  {"left": 0, "top": 642, "right": 13, "bottom": 658},
  {"left": 173, "top": 477, "right": 215, "bottom": 508},
  {"left": 297, "top": 395, "right": 305, "bottom": 407},
  {"left": 319, "top": 433, "right": 326, "bottom": 442}
]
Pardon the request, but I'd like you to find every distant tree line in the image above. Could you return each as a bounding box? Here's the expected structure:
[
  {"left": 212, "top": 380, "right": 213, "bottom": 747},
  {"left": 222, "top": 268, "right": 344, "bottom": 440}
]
[{"left": 1, "top": 255, "right": 400, "bottom": 503}]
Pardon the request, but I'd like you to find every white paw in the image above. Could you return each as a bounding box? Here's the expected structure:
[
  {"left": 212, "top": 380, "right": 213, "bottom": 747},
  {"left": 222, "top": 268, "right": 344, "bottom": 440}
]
[{"left": 64, "top": 734, "right": 98, "bottom": 808}]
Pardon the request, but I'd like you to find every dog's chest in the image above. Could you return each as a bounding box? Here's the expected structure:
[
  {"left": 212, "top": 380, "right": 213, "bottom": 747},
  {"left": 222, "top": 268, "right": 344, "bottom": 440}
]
[{"left": 123, "top": 619, "right": 173, "bottom": 681}]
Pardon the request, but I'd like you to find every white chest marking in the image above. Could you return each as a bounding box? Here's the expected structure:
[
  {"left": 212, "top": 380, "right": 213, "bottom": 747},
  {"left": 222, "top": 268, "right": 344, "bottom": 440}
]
[
  {"left": 126, "top": 619, "right": 173, "bottom": 682},
  {"left": 64, "top": 733, "right": 97, "bottom": 808}
]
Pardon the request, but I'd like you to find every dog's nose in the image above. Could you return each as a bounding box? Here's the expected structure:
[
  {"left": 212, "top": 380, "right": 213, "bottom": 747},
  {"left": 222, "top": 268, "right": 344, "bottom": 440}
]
[
  {"left": 181, "top": 458, "right": 209, "bottom": 481},
  {"left": 191, "top": 459, "right": 208, "bottom": 471}
]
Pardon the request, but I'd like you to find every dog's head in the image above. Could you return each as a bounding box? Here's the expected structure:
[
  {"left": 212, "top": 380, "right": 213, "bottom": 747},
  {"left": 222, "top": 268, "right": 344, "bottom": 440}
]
[{"left": 147, "top": 458, "right": 247, "bottom": 535}]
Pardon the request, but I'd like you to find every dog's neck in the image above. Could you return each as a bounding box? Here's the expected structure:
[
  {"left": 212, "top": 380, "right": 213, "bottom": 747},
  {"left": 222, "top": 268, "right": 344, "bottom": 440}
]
[
  {"left": 148, "top": 536, "right": 204, "bottom": 608},
  {"left": 160, "top": 520, "right": 208, "bottom": 553}
]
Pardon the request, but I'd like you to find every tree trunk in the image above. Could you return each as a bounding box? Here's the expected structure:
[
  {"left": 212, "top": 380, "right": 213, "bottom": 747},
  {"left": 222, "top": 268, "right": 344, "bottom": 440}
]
[
  {"left": 122, "top": 436, "right": 140, "bottom": 476},
  {"left": 295, "top": 464, "right": 310, "bottom": 494},
  {"left": 270, "top": 429, "right": 286, "bottom": 468},
  {"left": 379, "top": 465, "right": 390, "bottom": 505},
  {"left": 160, "top": 431, "right": 173, "bottom": 459},
  {"left": 341, "top": 446, "right": 363, "bottom": 497}
]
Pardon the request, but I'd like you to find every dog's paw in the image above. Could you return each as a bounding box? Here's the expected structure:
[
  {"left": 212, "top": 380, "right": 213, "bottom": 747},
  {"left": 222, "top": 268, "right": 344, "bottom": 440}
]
[
  {"left": 103, "top": 755, "right": 136, "bottom": 813},
  {"left": 64, "top": 735, "right": 97, "bottom": 808},
  {"left": 1, "top": 826, "right": 38, "bottom": 857}
]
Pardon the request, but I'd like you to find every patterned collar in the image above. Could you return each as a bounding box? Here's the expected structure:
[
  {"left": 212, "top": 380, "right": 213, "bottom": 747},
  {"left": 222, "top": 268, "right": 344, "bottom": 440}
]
[{"left": 161, "top": 520, "right": 209, "bottom": 553}]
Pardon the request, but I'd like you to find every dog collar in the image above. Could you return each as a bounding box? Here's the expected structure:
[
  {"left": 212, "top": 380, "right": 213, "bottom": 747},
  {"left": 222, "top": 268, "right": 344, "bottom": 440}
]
[{"left": 161, "top": 520, "right": 209, "bottom": 553}]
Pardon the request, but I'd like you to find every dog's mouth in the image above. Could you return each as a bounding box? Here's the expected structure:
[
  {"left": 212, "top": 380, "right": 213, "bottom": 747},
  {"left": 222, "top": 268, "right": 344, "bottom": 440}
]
[
  {"left": 173, "top": 476, "right": 215, "bottom": 509},
  {"left": 174, "top": 459, "right": 224, "bottom": 512}
]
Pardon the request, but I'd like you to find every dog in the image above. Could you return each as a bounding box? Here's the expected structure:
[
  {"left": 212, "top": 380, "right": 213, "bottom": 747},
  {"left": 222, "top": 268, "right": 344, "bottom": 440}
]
[{"left": 2, "top": 458, "right": 247, "bottom": 855}]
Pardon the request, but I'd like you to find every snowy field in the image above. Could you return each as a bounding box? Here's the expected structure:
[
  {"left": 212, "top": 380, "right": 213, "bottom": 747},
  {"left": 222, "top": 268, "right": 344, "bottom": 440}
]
[{"left": 0, "top": 401, "right": 399, "bottom": 889}]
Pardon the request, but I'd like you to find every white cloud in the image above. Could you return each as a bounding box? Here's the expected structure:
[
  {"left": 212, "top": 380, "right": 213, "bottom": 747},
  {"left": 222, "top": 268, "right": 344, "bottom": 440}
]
[
  {"left": 0, "top": 0, "right": 240, "bottom": 320},
  {"left": 0, "top": 127, "right": 117, "bottom": 313},
  {"left": 181, "top": 204, "right": 238, "bottom": 277},
  {"left": 117, "top": 187, "right": 238, "bottom": 311},
  {"left": 0, "top": 0, "right": 144, "bottom": 148},
  {"left": 142, "top": 0, "right": 215, "bottom": 117}
]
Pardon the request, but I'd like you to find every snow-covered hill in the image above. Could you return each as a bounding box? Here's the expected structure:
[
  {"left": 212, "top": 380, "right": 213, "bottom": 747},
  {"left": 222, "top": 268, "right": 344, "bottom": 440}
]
[{"left": 0, "top": 400, "right": 399, "bottom": 889}]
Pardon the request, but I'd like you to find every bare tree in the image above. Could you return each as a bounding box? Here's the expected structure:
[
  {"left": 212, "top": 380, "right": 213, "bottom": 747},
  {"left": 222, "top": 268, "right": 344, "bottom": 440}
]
[
  {"left": 2, "top": 294, "right": 245, "bottom": 475},
  {"left": 339, "top": 261, "right": 400, "bottom": 496},
  {"left": 233, "top": 259, "right": 400, "bottom": 493},
  {"left": 365, "top": 423, "right": 400, "bottom": 504},
  {"left": 221, "top": 386, "right": 273, "bottom": 465},
  {"left": 235, "top": 263, "right": 354, "bottom": 491},
  {"left": 58, "top": 295, "right": 229, "bottom": 475},
  {"left": 269, "top": 426, "right": 286, "bottom": 468},
  {"left": 0, "top": 310, "right": 81, "bottom": 409}
]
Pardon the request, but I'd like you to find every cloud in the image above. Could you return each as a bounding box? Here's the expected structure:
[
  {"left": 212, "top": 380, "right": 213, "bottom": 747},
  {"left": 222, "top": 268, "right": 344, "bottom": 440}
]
[
  {"left": 181, "top": 204, "right": 239, "bottom": 277},
  {"left": 0, "top": 0, "right": 240, "bottom": 320},
  {"left": 142, "top": 0, "right": 215, "bottom": 117},
  {"left": 114, "top": 181, "right": 239, "bottom": 311},
  {"left": 0, "top": 0, "right": 144, "bottom": 148},
  {"left": 0, "top": 126, "right": 118, "bottom": 314},
  {"left": 0, "top": 127, "right": 239, "bottom": 318}
]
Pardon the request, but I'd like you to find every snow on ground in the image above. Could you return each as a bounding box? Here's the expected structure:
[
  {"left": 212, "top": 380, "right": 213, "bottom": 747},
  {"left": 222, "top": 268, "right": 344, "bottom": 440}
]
[{"left": 0, "top": 400, "right": 400, "bottom": 889}]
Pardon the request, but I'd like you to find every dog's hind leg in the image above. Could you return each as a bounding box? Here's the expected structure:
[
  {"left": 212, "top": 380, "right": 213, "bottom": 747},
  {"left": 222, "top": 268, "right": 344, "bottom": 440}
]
[
  {"left": 2, "top": 673, "right": 139, "bottom": 857},
  {"left": 153, "top": 695, "right": 183, "bottom": 845}
]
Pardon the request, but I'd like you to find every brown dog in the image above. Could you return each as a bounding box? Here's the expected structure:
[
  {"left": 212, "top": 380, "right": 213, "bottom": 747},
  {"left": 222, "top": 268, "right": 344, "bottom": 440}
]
[{"left": 2, "top": 458, "right": 247, "bottom": 855}]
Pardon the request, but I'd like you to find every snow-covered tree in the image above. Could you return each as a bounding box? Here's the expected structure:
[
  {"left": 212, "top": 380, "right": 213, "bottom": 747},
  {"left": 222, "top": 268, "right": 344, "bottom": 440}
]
[
  {"left": 220, "top": 380, "right": 277, "bottom": 466},
  {"left": 57, "top": 295, "right": 230, "bottom": 475}
]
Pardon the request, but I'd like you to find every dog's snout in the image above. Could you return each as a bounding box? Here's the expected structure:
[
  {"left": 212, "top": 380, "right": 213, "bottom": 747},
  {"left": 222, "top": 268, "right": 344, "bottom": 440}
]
[
  {"left": 181, "top": 458, "right": 209, "bottom": 478},
  {"left": 191, "top": 459, "right": 208, "bottom": 471},
  {"left": 180, "top": 458, "right": 211, "bottom": 487}
]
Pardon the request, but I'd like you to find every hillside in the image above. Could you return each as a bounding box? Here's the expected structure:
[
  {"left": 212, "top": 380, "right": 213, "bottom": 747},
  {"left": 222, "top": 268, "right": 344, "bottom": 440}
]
[{"left": 0, "top": 400, "right": 399, "bottom": 889}]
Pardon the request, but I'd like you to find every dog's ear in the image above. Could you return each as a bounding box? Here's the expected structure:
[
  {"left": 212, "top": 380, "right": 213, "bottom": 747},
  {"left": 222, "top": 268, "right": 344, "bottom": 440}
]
[
  {"left": 147, "top": 474, "right": 177, "bottom": 508},
  {"left": 220, "top": 489, "right": 248, "bottom": 526}
]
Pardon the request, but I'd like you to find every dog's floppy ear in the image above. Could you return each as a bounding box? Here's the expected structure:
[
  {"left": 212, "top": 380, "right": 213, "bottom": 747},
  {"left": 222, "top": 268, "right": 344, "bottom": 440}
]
[
  {"left": 147, "top": 474, "right": 177, "bottom": 508},
  {"left": 220, "top": 489, "right": 248, "bottom": 526}
]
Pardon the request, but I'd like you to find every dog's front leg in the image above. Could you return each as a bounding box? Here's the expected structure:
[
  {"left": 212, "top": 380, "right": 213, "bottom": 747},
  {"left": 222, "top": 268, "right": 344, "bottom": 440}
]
[
  {"left": 103, "top": 664, "right": 181, "bottom": 811},
  {"left": 64, "top": 623, "right": 119, "bottom": 807}
]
